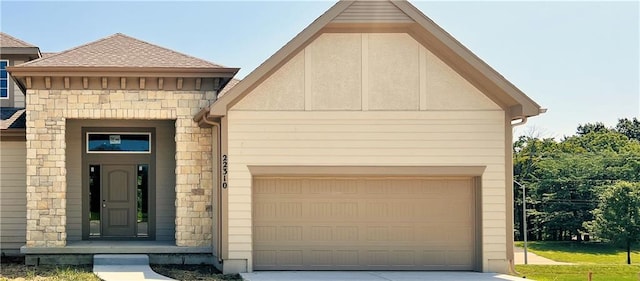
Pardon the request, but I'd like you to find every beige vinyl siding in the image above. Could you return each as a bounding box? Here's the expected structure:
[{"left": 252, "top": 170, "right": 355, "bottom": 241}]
[
  {"left": 66, "top": 120, "right": 176, "bottom": 242},
  {"left": 226, "top": 110, "right": 506, "bottom": 271},
  {"left": 0, "top": 141, "right": 27, "bottom": 254}
]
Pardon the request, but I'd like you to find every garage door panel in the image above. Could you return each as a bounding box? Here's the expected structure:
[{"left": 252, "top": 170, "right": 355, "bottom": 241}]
[
  {"left": 254, "top": 226, "right": 277, "bottom": 241},
  {"left": 253, "top": 177, "right": 476, "bottom": 270},
  {"left": 254, "top": 250, "right": 277, "bottom": 266},
  {"left": 255, "top": 247, "right": 475, "bottom": 270},
  {"left": 253, "top": 203, "right": 277, "bottom": 219},
  {"left": 448, "top": 250, "right": 474, "bottom": 266},
  {"left": 278, "top": 250, "right": 303, "bottom": 266},
  {"left": 256, "top": 223, "right": 471, "bottom": 245},
  {"left": 423, "top": 250, "right": 448, "bottom": 265},
  {"left": 391, "top": 250, "right": 417, "bottom": 266}
]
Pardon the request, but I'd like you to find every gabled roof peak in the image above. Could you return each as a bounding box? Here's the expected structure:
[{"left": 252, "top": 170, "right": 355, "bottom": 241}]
[{"left": 200, "top": 0, "right": 542, "bottom": 122}]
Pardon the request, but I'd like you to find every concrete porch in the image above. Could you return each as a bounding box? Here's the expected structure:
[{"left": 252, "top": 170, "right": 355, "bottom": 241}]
[{"left": 21, "top": 241, "right": 213, "bottom": 265}]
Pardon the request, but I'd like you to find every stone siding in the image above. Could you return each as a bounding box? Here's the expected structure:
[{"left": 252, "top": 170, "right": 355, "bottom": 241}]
[{"left": 25, "top": 89, "right": 215, "bottom": 247}]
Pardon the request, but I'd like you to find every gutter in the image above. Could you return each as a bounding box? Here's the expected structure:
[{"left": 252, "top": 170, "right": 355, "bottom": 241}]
[
  {"left": 511, "top": 116, "right": 528, "bottom": 127},
  {"left": 511, "top": 108, "right": 547, "bottom": 128},
  {"left": 7, "top": 66, "right": 240, "bottom": 77}
]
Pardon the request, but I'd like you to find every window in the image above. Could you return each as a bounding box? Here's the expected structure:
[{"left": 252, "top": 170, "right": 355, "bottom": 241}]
[
  {"left": 0, "top": 60, "right": 8, "bottom": 99},
  {"left": 87, "top": 133, "right": 151, "bottom": 153},
  {"left": 88, "top": 165, "right": 101, "bottom": 237}
]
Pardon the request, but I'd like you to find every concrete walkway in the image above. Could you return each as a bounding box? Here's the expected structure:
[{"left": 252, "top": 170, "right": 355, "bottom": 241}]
[
  {"left": 93, "top": 254, "right": 176, "bottom": 281},
  {"left": 514, "top": 247, "right": 572, "bottom": 265},
  {"left": 241, "top": 271, "right": 529, "bottom": 281}
]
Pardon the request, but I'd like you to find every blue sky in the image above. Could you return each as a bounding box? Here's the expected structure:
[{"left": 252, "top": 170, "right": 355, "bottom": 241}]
[{"left": 1, "top": 1, "right": 638, "bottom": 139}]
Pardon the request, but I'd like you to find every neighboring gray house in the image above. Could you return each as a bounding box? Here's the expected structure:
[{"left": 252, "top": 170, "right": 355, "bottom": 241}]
[
  {"left": 0, "top": 32, "right": 40, "bottom": 254},
  {"left": 0, "top": 0, "right": 544, "bottom": 274}
]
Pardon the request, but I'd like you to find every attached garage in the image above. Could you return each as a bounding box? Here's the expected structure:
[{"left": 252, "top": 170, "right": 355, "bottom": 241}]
[
  {"left": 252, "top": 176, "right": 480, "bottom": 270},
  {"left": 195, "top": 0, "right": 544, "bottom": 274}
]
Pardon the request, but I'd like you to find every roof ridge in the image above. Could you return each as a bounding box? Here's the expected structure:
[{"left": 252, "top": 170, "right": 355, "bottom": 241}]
[
  {"left": 17, "top": 33, "right": 229, "bottom": 69},
  {"left": 0, "top": 32, "right": 38, "bottom": 48},
  {"left": 114, "top": 33, "right": 228, "bottom": 68},
  {"left": 18, "top": 33, "right": 121, "bottom": 67}
]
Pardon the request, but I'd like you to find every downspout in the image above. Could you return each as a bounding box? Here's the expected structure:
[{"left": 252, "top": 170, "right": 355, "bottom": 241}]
[
  {"left": 508, "top": 115, "right": 528, "bottom": 274},
  {"left": 201, "top": 113, "right": 223, "bottom": 263}
]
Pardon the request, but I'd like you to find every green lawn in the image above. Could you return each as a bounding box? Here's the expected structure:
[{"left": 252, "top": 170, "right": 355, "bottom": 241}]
[
  {"left": 514, "top": 241, "right": 640, "bottom": 281},
  {"left": 0, "top": 264, "right": 101, "bottom": 281},
  {"left": 516, "top": 265, "right": 640, "bottom": 281},
  {"left": 516, "top": 241, "right": 640, "bottom": 264}
]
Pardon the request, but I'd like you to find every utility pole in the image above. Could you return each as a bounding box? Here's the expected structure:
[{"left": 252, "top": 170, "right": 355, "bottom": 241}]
[{"left": 514, "top": 180, "right": 528, "bottom": 264}]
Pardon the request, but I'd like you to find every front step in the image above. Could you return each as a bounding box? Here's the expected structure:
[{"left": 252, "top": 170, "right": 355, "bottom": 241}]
[{"left": 94, "top": 254, "right": 149, "bottom": 265}]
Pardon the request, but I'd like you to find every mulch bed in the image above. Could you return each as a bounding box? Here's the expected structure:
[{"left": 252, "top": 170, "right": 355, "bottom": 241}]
[
  {"left": 151, "top": 264, "right": 243, "bottom": 281},
  {"left": 1, "top": 256, "right": 242, "bottom": 281}
]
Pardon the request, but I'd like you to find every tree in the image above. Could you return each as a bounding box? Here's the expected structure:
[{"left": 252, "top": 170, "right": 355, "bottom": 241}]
[
  {"left": 586, "top": 181, "right": 640, "bottom": 264},
  {"left": 514, "top": 120, "right": 640, "bottom": 242},
  {"left": 576, "top": 122, "right": 611, "bottom": 136},
  {"left": 616, "top": 118, "right": 640, "bottom": 141}
]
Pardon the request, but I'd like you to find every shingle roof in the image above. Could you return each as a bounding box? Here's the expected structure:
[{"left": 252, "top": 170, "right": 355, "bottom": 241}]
[
  {"left": 0, "top": 108, "right": 26, "bottom": 130},
  {"left": 20, "top": 33, "right": 227, "bottom": 69},
  {"left": 0, "top": 32, "right": 37, "bottom": 48},
  {"left": 40, "top": 52, "right": 57, "bottom": 58},
  {"left": 0, "top": 107, "right": 21, "bottom": 120},
  {"left": 219, "top": 78, "right": 241, "bottom": 97},
  {"left": 9, "top": 111, "right": 26, "bottom": 129}
]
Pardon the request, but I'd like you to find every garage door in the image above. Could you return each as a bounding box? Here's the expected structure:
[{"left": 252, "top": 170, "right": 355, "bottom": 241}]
[{"left": 253, "top": 177, "right": 477, "bottom": 270}]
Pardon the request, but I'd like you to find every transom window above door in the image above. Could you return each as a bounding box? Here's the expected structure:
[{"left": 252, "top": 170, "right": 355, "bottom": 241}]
[{"left": 87, "top": 133, "right": 151, "bottom": 153}]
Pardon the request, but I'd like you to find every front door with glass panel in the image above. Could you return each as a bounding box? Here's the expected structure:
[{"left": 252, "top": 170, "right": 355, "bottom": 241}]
[{"left": 84, "top": 130, "right": 154, "bottom": 240}]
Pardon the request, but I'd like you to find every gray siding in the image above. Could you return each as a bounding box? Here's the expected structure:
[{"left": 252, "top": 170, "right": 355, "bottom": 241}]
[
  {"left": 155, "top": 121, "right": 177, "bottom": 241},
  {"left": 66, "top": 119, "right": 176, "bottom": 242},
  {"left": 0, "top": 56, "right": 29, "bottom": 108},
  {"left": 66, "top": 121, "right": 82, "bottom": 241},
  {"left": 0, "top": 141, "right": 27, "bottom": 254}
]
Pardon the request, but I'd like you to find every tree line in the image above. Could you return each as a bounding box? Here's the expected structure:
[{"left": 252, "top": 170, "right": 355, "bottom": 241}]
[{"left": 513, "top": 117, "right": 640, "bottom": 244}]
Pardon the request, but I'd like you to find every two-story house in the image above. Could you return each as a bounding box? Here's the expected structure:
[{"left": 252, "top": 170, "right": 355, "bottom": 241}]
[{"left": 0, "top": 32, "right": 41, "bottom": 254}]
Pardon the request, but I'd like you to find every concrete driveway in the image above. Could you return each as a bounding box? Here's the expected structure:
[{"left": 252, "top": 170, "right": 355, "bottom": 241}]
[{"left": 241, "top": 271, "right": 529, "bottom": 281}]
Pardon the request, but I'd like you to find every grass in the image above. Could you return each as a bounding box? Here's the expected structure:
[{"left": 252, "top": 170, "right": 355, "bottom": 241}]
[
  {"left": 516, "top": 265, "right": 640, "bottom": 281},
  {"left": 515, "top": 241, "right": 640, "bottom": 264},
  {"left": 0, "top": 257, "right": 100, "bottom": 281},
  {"left": 514, "top": 241, "right": 640, "bottom": 281},
  {"left": 0, "top": 256, "right": 242, "bottom": 281}
]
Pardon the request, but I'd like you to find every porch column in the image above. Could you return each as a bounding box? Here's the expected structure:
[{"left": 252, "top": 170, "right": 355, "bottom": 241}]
[
  {"left": 25, "top": 89, "right": 67, "bottom": 247},
  {"left": 174, "top": 116, "right": 214, "bottom": 247}
]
